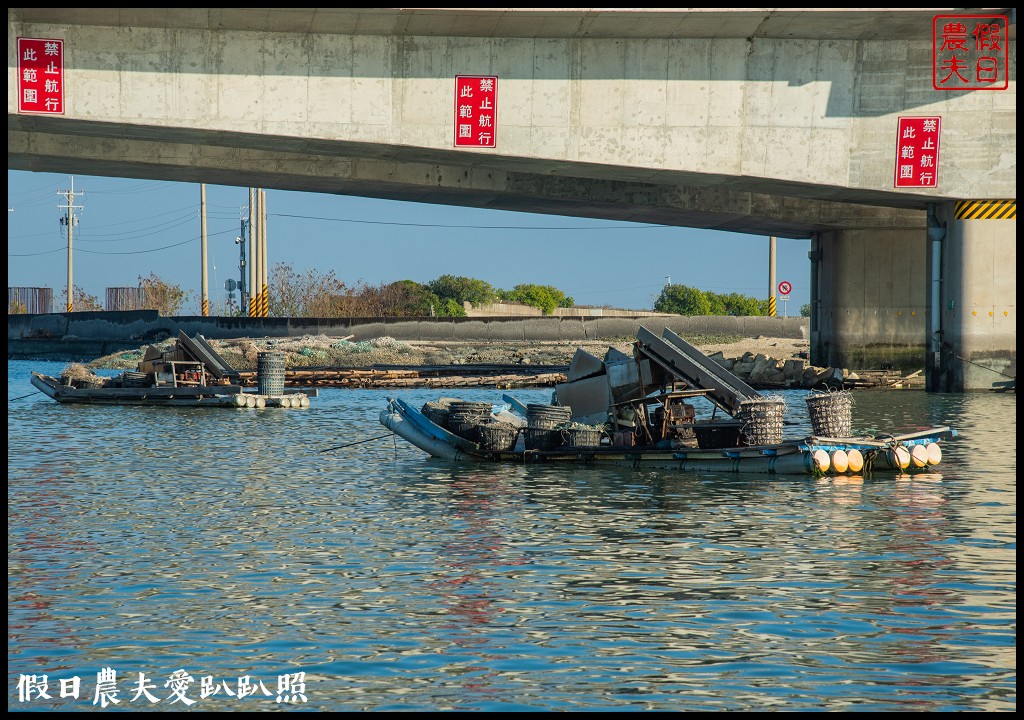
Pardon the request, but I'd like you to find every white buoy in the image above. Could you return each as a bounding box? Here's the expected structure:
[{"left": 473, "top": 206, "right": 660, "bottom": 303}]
[
  {"left": 910, "top": 444, "right": 929, "bottom": 468},
  {"left": 885, "top": 446, "right": 911, "bottom": 470},
  {"left": 245, "top": 394, "right": 257, "bottom": 408},
  {"left": 846, "top": 448, "right": 864, "bottom": 473},
  {"left": 926, "top": 443, "right": 942, "bottom": 465},
  {"left": 299, "top": 394, "right": 310, "bottom": 408},
  {"left": 830, "top": 449, "right": 849, "bottom": 473},
  {"left": 232, "top": 394, "right": 246, "bottom": 408},
  {"left": 812, "top": 449, "right": 831, "bottom": 473},
  {"left": 255, "top": 396, "right": 266, "bottom": 409}
]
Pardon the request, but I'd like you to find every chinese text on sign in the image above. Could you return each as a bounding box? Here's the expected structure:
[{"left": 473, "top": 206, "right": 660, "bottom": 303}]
[
  {"left": 894, "top": 117, "right": 941, "bottom": 189},
  {"left": 18, "top": 37, "right": 64, "bottom": 114},
  {"left": 454, "top": 76, "right": 497, "bottom": 148}
]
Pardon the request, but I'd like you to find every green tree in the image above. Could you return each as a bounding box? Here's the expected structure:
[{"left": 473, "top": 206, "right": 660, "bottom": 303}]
[
  {"left": 499, "top": 284, "right": 575, "bottom": 315},
  {"left": 436, "top": 298, "right": 467, "bottom": 317},
  {"left": 381, "top": 280, "right": 441, "bottom": 316},
  {"left": 801, "top": 303, "right": 811, "bottom": 317},
  {"left": 718, "top": 291, "right": 766, "bottom": 316},
  {"left": 427, "top": 275, "right": 497, "bottom": 307},
  {"left": 654, "top": 284, "right": 712, "bottom": 315}
]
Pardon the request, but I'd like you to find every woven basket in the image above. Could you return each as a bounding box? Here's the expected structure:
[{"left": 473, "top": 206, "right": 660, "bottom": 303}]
[
  {"left": 737, "top": 397, "right": 786, "bottom": 446},
  {"left": 448, "top": 412, "right": 486, "bottom": 442},
  {"left": 562, "top": 426, "right": 603, "bottom": 448},
  {"left": 525, "top": 427, "right": 563, "bottom": 451},
  {"left": 806, "top": 392, "right": 853, "bottom": 437},
  {"left": 478, "top": 422, "right": 519, "bottom": 452}
]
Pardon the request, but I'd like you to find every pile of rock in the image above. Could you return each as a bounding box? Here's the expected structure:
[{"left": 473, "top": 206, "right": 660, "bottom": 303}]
[{"left": 707, "top": 351, "right": 844, "bottom": 390}]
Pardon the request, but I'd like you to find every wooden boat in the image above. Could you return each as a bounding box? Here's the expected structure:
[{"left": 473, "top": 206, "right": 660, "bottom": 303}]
[{"left": 379, "top": 397, "right": 957, "bottom": 476}]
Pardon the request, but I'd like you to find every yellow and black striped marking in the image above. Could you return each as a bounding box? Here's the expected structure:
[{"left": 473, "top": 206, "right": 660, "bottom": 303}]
[{"left": 954, "top": 200, "right": 1016, "bottom": 220}]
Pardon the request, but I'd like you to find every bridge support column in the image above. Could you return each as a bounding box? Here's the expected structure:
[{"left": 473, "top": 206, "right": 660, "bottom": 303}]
[
  {"left": 928, "top": 201, "right": 1016, "bottom": 392},
  {"left": 810, "top": 227, "right": 928, "bottom": 373}
]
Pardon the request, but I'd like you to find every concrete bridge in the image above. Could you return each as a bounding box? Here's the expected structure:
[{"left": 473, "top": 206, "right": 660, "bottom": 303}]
[{"left": 7, "top": 8, "right": 1016, "bottom": 390}]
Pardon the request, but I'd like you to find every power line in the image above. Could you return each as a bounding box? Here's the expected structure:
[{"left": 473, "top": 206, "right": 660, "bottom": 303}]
[{"left": 9, "top": 228, "right": 237, "bottom": 257}]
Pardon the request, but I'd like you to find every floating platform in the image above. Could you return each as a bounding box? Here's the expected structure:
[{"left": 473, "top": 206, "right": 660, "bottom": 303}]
[{"left": 30, "top": 372, "right": 313, "bottom": 409}]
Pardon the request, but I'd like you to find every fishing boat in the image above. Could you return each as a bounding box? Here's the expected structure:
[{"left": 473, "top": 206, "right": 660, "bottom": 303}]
[
  {"left": 29, "top": 331, "right": 313, "bottom": 409},
  {"left": 378, "top": 325, "right": 956, "bottom": 476},
  {"left": 379, "top": 396, "right": 955, "bottom": 476}
]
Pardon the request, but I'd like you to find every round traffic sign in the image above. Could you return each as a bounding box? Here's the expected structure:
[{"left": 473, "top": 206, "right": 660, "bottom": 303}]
[{"left": 778, "top": 281, "right": 792, "bottom": 296}]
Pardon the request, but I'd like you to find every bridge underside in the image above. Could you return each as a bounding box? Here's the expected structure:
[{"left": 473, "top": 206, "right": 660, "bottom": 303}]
[
  {"left": 8, "top": 118, "right": 1013, "bottom": 392},
  {"left": 9, "top": 116, "right": 925, "bottom": 240}
]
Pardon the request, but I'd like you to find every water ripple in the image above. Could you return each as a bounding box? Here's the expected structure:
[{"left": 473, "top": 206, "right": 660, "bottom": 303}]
[{"left": 8, "top": 362, "right": 1016, "bottom": 711}]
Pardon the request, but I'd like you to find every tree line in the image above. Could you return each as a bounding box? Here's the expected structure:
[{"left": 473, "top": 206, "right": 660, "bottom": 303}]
[
  {"left": 11, "top": 268, "right": 806, "bottom": 317},
  {"left": 269, "top": 267, "right": 575, "bottom": 317}
]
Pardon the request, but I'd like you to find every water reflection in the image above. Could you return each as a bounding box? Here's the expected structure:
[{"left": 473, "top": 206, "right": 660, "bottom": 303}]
[{"left": 8, "top": 362, "right": 1016, "bottom": 711}]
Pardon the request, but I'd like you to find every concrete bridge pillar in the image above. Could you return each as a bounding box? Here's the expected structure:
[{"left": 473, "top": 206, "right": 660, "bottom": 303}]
[
  {"left": 928, "top": 201, "right": 1016, "bottom": 392},
  {"left": 810, "top": 227, "right": 928, "bottom": 373}
]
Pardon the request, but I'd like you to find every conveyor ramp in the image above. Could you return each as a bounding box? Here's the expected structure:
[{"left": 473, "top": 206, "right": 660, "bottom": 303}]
[{"left": 634, "top": 326, "right": 761, "bottom": 417}]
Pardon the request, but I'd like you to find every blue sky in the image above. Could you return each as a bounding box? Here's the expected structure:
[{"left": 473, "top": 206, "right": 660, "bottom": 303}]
[{"left": 7, "top": 169, "right": 811, "bottom": 315}]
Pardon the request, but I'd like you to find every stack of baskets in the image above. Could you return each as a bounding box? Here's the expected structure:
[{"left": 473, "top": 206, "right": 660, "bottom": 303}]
[
  {"left": 446, "top": 401, "right": 493, "bottom": 443},
  {"left": 525, "top": 403, "right": 572, "bottom": 451},
  {"left": 805, "top": 391, "right": 853, "bottom": 438},
  {"left": 736, "top": 396, "right": 786, "bottom": 446}
]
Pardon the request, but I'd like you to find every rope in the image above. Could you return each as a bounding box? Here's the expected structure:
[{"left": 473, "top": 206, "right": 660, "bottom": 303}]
[
  {"left": 320, "top": 433, "right": 394, "bottom": 453},
  {"left": 943, "top": 342, "right": 1016, "bottom": 380},
  {"left": 9, "top": 392, "right": 37, "bottom": 402}
]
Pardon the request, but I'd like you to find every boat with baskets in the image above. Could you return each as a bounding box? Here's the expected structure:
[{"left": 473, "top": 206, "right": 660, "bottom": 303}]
[
  {"left": 380, "top": 396, "right": 955, "bottom": 477},
  {"left": 379, "top": 326, "right": 957, "bottom": 477}
]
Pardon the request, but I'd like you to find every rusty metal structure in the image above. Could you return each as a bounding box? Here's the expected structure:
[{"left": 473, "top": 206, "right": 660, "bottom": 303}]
[
  {"left": 8, "top": 287, "right": 54, "bottom": 314},
  {"left": 105, "top": 287, "right": 146, "bottom": 311}
]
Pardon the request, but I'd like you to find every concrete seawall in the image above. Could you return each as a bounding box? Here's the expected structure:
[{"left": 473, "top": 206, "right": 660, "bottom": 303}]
[{"left": 9, "top": 311, "right": 809, "bottom": 361}]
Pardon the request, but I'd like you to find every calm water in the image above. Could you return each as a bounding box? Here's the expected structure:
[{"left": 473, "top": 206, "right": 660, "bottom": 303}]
[{"left": 8, "top": 360, "right": 1016, "bottom": 712}]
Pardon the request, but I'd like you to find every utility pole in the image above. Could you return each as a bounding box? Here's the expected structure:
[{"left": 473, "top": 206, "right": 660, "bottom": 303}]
[
  {"left": 236, "top": 216, "right": 248, "bottom": 312},
  {"left": 260, "top": 188, "right": 268, "bottom": 317},
  {"left": 248, "top": 188, "right": 257, "bottom": 317},
  {"left": 58, "top": 177, "right": 84, "bottom": 313},
  {"left": 768, "top": 236, "right": 777, "bottom": 317},
  {"left": 200, "top": 184, "right": 209, "bottom": 316}
]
